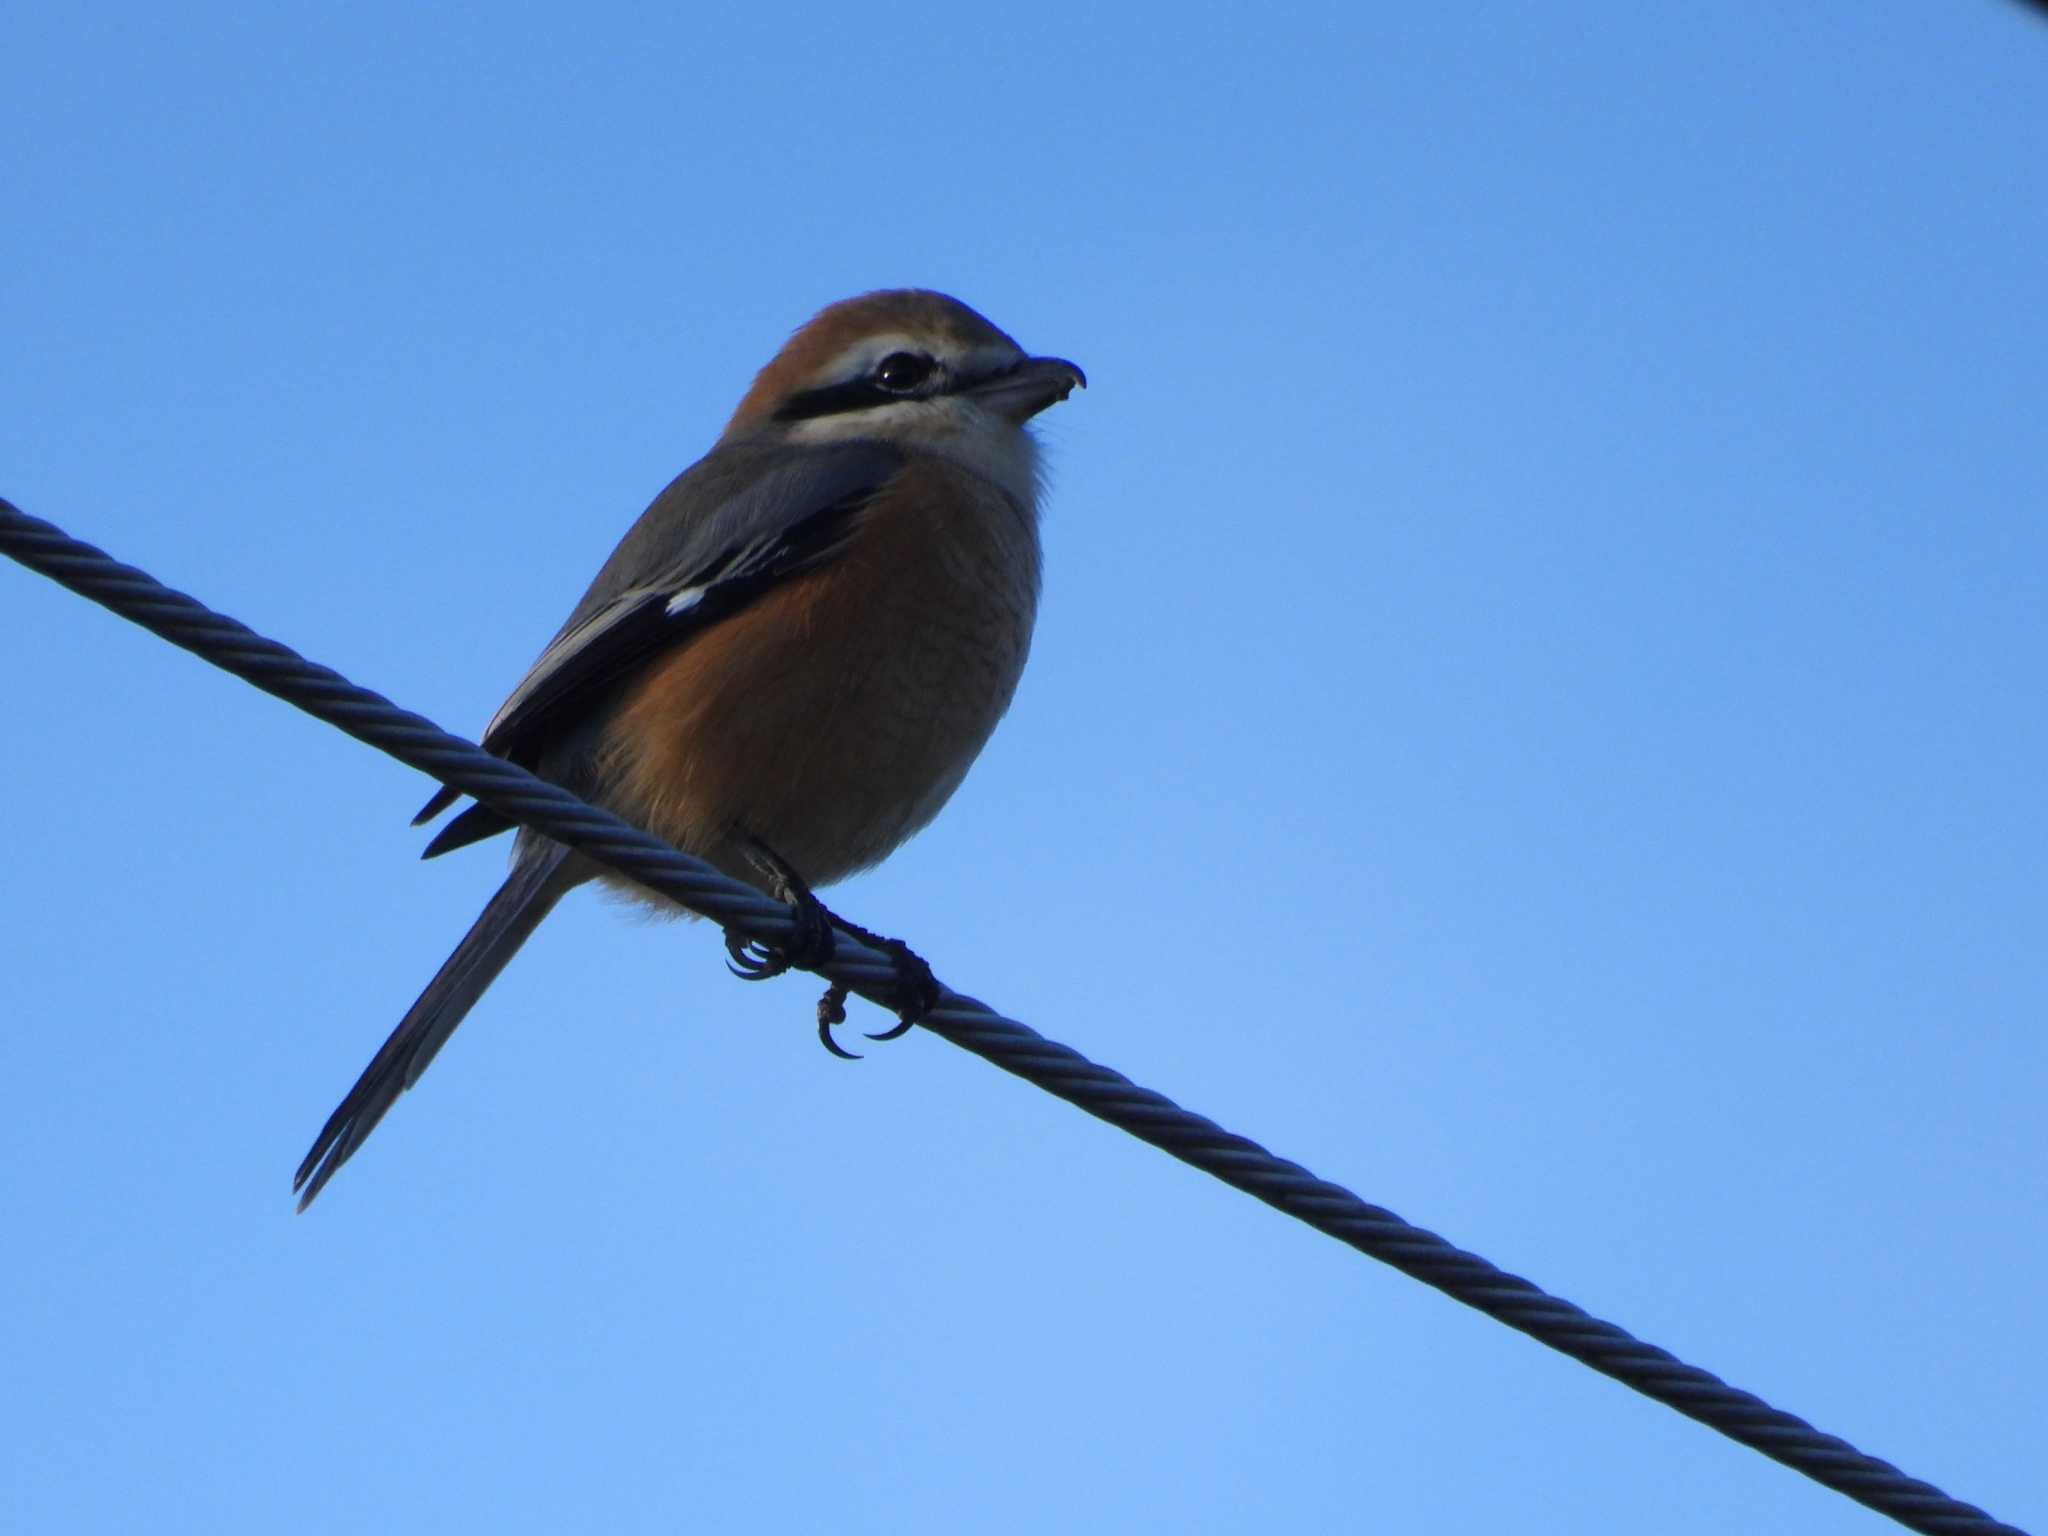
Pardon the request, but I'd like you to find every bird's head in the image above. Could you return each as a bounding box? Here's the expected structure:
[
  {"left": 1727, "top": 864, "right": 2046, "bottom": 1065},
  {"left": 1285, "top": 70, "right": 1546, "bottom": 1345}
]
[{"left": 723, "top": 291, "right": 1085, "bottom": 462}]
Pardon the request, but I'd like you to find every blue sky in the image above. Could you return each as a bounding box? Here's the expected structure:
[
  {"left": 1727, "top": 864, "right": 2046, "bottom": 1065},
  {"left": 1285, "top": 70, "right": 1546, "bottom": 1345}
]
[{"left": 4, "top": 4, "right": 2043, "bottom": 1532}]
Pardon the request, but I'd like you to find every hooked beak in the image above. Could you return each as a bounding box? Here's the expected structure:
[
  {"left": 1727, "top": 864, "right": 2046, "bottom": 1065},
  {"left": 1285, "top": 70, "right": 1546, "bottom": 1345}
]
[{"left": 964, "top": 355, "right": 1087, "bottom": 423}]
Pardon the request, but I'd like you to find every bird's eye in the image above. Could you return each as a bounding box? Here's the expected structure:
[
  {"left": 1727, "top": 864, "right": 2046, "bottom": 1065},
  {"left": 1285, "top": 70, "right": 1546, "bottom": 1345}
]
[{"left": 874, "top": 352, "right": 935, "bottom": 393}]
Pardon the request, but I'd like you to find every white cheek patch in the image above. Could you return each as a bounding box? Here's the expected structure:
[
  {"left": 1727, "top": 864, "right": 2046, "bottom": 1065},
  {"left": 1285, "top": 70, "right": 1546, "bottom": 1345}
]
[
  {"left": 665, "top": 586, "right": 708, "bottom": 616},
  {"left": 785, "top": 401, "right": 933, "bottom": 443},
  {"left": 787, "top": 399, "right": 1041, "bottom": 509}
]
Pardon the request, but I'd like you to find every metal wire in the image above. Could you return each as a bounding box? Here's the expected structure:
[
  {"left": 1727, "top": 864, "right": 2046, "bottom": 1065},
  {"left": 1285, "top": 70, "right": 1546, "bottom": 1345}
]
[{"left": 0, "top": 495, "right": 2029, "bottom": 1536}]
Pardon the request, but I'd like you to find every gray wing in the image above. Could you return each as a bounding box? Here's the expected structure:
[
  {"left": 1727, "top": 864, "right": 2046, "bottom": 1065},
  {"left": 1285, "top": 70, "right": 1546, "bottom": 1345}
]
[{"left": 414, "top": 438, "right": 904, "bottom": 853}]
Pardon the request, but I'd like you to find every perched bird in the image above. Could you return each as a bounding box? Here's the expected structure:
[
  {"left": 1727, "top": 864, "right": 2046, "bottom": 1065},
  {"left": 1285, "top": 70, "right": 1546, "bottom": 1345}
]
[{"left": 294, "top": 289, "right": 1083, "bottom": 1209}]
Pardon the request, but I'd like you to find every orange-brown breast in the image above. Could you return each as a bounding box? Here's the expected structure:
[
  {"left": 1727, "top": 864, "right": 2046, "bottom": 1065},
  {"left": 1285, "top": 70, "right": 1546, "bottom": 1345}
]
[{"left": 596, "top": 457, "right": 1040, "bottom": 896}]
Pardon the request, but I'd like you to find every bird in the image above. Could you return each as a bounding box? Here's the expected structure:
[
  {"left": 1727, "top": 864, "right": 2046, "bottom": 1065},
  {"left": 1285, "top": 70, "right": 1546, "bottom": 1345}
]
[{"left": 293, "top": 289, "right": 1084, "bottom": 1209}]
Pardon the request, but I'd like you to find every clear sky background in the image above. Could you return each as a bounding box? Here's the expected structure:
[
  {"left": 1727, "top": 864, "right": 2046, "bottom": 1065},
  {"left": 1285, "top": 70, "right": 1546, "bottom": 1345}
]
[{"left": 4, "top": 5, "right": 2043, "bottom": 1533}]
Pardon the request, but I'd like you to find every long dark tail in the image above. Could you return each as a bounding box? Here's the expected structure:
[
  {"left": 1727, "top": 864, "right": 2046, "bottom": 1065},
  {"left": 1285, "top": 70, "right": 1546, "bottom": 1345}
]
[{"left": 294, "top": 840, "right": 583, "bottom": 1210}]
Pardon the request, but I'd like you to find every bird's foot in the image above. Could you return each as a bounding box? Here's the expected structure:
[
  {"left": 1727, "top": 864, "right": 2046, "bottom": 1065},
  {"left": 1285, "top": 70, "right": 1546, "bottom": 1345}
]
[
  {"left": 721, "top": 837, "right": 937, "bottom": 1059},
  {"left": 724, "top": 845, "right": 836, "bottom": 982},
  {"left": 833, "top": 919, "right": 940, "bottom": 1042},
  {"left": 806, "top": 926, "right": 936, "bottom": 1058}
]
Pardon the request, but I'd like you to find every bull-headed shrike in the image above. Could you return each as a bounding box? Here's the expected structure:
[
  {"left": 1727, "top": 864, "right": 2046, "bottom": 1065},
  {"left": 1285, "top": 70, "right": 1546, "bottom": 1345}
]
[{"left": 295, "top": 289, "right": 1083, "bottom": 1208}]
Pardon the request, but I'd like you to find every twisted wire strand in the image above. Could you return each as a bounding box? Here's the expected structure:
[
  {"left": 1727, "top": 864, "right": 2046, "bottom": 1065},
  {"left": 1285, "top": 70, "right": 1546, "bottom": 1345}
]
[{"left": 0, "top": 497, "right": 2028, "bottom": 1536}]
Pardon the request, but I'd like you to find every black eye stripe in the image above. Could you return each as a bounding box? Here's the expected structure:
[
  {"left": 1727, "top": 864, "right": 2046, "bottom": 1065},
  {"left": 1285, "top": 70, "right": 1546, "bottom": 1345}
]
[
  {"left": 773, "top": 351, "right": 942, "bottom": 423},
  {"left": 773, "top": 379, "right": 897, "bottom": 422}
]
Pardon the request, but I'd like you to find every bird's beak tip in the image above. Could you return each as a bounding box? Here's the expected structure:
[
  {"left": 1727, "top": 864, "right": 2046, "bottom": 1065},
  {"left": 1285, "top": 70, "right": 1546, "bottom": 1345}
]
[
  {"left": 972, "top": 355, "right": 1085, "bottom": 421},
  {"left": 1042, "top": 357, "right": 1086, "bottom": 394}
]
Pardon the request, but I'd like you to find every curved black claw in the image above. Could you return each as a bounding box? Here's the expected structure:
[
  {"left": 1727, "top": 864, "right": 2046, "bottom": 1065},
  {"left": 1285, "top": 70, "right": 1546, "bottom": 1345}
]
[
  {"left": 866, "top": 1013, "right": 918, "bottom": 1043},
  {"left": 816, "top": 983, "right": 857, "bottom": 1059},
  {"left": 725, "top": 840, "right": 837, "bottom": 982},
  {"left": 725, "top": 929, "right": 791, "bottom": 980}
]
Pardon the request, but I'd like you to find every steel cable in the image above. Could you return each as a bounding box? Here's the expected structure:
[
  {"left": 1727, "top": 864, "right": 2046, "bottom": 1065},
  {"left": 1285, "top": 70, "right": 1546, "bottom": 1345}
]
[{"left": 1, "top": 496, "right": 2027, "bottom": 1536}]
